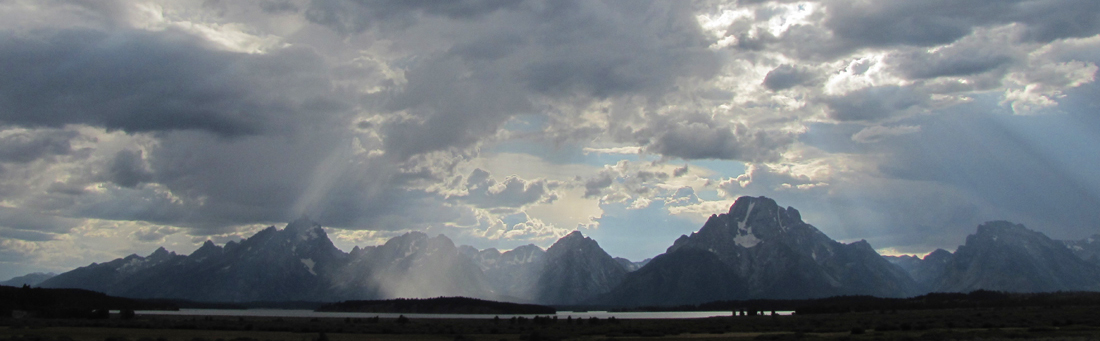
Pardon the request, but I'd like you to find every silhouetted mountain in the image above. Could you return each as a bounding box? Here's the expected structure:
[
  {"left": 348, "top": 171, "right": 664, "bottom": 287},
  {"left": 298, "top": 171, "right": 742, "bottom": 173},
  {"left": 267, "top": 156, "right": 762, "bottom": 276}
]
[
  {"left": 933, "top": 221, "right": 1100, "bottom": 293},
  {"left": 1, "top": 272, "right": 56, "bottom": 287},
  {"left": 886, "top": 249, "right": 952, "bottom": 290},
  {"left": 601, "top": 196, "right": 921, "bottom": 306},
  {"left": 42, "top": 217, "right": 348, "bottom": 302},
  {"left": 536, "top": 231, "right": 628, "bottom": 305},
  {"left": 38, "top": 246, "right": 186, "bottom": 296}
]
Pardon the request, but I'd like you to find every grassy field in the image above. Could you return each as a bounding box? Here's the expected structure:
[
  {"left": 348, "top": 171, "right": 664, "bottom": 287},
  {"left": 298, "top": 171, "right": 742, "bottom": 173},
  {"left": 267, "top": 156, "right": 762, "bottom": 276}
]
[{"left": 4, "top": 305, "right": 1100, "bottom": 340}]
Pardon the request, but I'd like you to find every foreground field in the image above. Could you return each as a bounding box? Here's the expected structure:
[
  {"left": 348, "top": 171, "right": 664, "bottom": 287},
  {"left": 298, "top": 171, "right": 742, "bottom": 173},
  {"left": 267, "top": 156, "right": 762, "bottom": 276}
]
[{"left": 4, "top": 305, "right": 1100, "bottom": 340}]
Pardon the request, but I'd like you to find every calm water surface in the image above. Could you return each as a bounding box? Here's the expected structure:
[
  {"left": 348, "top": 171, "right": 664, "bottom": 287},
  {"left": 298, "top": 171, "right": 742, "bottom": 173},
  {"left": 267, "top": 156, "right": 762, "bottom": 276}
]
[{"left": 137, "top": 309, "right": 793, "bottom": 319}]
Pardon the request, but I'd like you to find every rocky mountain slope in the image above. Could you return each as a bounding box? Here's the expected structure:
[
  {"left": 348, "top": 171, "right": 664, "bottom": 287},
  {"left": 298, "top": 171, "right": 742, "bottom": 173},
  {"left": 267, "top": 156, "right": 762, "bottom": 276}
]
[
  {"left": 535, "top": 231, "right": 628, "bottom": 305},
  {"left": 889, "top": 222, "right": 1100, "bottom": 293},
  {"left": 329, "top": 232, "right": 495, "bottom": 300},
  {"left": 1064, "top": 234, "right": 1100, "bottom": 266},
  {"left": 600, "top": 196, "right": 922, "bottom": 306},
  {"left": 468, "top": 244, "right": 546, "bottom": 302},
  {"left": 933, "top": 221, "right": 1100, "bottom": 293}
]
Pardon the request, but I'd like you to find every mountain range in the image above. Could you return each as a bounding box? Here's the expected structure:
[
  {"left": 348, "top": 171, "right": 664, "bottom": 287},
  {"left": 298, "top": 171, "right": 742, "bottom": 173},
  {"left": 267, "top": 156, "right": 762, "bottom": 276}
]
[
  {"left": 28, "top": 196, "right": 1100, "bottom": 306},
  {"left": 886, "top": 221, "right": 1100, "bottom": 293}
]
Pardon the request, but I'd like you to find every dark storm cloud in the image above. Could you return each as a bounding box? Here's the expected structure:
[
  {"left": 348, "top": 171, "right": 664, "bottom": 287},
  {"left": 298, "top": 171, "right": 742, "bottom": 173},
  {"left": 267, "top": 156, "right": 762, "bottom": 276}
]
[
  {"left": 583, "top": 171, "right": 614, "bottom": 198},
  {"left": 259, "top": 0, "right": 300, "bottom": 14},
  {"left": 0, "top": 28, "right": 328, "bottom": 136},
  {"left": 0, "top": 207, "right": 79, "bottom": 235},
  {"left": 1009, "top": 0, "right": 1100, "bottom": 43},
  {"left": 0, "top": 23, "right": 378, "bottom": 232},
  {"left": 131, "top": 225, "right": 178, "bottom": 242},
  {"left": 894, "top": 50, "right": 1013, "bottom": 80},
  {"left": 305, "top": 0, "right": 519, "bottom": 34},
  {"left": 824, "top": 0, "right": 991, "bottom": 48},
  {"left": 0, "top": 228, "right": 57, "bottom": 242},
  {"left": 824, "top": 0, "right": 1100, "bottom": 48},
  {"left": 372, "top": 1, "right": 719, "bottom": 160},
  {"left": 139, "top": 131, "right": 354, "bottom": 229},
  {"left": 824, "top": 86, "right": 928, "bottom": 122},
  {"left": 512, "top": 1, "right": 718, "bottom": 98},
  {"left": 763, "top": 64, "right": 816, "bottom": 90},
  {"left": 0, "top": 129, "right": 77, "bottom": 163},
  {"left": 887, "top": 30, "right": 1018, "bottom": 81},
  {"left": 877, "top": 109, "right": 1100, "bottom": 233},
  {"left": 105, "top": 150, "right": 153, "bottom": 188},
  {"left": 645, "top": 120, "right": 793, "bottom": 162},
  {"left": 380, "top": 56, "right": 530, "bottom": 160},
  {"left": 457, "top": 168, "right": 556, "bottom": 208},
  {"left": 755, "top": 0, "right": 1100, "bottom": 61}
]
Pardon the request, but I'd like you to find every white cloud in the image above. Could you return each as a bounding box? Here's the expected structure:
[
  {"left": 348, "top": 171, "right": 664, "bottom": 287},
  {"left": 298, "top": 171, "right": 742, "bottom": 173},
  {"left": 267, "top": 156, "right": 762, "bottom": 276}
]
[{"left": 851, "top": 125, "right": 922, "bottom": 143}]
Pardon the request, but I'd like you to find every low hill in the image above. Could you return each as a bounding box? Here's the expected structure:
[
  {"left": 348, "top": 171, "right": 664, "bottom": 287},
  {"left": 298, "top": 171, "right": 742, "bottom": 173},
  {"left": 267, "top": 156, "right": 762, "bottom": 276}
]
[
  {"left": 0, "top": 285, "right": 177, "bottom": 318},
  {"left": 316, "top": 296, "right": 555, "bottom": 314}
]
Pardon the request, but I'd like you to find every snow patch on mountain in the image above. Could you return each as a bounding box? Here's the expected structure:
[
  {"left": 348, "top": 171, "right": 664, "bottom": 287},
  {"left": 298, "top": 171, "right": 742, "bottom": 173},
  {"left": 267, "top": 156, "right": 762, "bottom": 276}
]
[
  {"left": 737, "top": 201, "right": 755, "bottom": 231},
  {"left": 301, "top": 258, "right": 316, "bottom": 275},
  {"left": 734, "top": 227, "right": 761, "bottom": 248}
]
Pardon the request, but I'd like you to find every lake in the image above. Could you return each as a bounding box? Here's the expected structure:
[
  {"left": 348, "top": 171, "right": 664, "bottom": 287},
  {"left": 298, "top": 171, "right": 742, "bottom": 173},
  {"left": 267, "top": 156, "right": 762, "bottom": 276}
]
[{"left": 137, "top": 309, "right": 794, "bottom": 319}]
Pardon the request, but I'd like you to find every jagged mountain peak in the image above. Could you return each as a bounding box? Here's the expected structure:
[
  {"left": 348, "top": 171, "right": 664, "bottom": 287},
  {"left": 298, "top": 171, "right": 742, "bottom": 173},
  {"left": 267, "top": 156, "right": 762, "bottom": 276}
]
[
  {"left": 189, "top": 240, "right": 222, "bottom": 257},
  {"left": 847, "top": 239, "right": 875, "bottom": 252},
  {"left": 284, "top": 215, "right": 320, "bottom": 230},
  {"left": 974, "top": 220, "right": 1035, "bottom": 238},
  {"left": 695, "top": 196, "right": 809, "bottom": 249},
  {"left": 512, "top": 244, "right": 544, "bottom": 253},
  {"left": 963, "top": 221, "right": 1066, "bottom": 252},
  {"left": 388, "top": 231, "right": 429, "bottom": 243},
  {"left": 925, "top": 248, "right": 952, "bottom": 261},
  {"left": 673, "top": 196, "right": 818, "bottom": 253},
  {"left": 547, "top": 231, "right": 602, "bottom": 255},
  {"left": 538, "top": 230, "right": 627, "bottom": 305},
  {"left": 457, "top": 245, "right": 480, "bottom": 258},
  {"left": 934, "top": 221, "right": 1100, "bottom": 293},
  {"left": 559, "top": 230, "right": 586, "bottom": 242},
  {"left": 150, "top": 246, "right": 172, "bottom": 258},
  {"left": 281, "top": 217, "right": 327, "bottom": 243},
  {"left": 605, "top": 195, "right": 922, "bottom": 305}
]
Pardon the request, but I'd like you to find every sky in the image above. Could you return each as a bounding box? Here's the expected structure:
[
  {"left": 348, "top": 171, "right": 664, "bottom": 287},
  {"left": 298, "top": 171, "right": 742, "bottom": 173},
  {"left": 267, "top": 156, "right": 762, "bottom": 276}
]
[{"left": 2, "top": 0, "right": 1100, "bottom": 280}]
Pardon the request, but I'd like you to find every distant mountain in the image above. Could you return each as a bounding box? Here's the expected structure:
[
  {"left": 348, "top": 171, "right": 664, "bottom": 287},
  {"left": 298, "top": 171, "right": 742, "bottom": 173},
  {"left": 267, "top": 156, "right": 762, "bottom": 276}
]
[
  {"left": 614, "top": 257, "right": 651, "bottom": 272},
  {"left": 41, "top": 219, "right": 499, "bottom": 302},
  {"left": 38, "top": 246, "right": 186, "bottom": 296},
  {"left": 535, "top": 231, "right": 628, "bottom": 305},
  {"left": 933, "top": 221, "right": 1100, "bottom": 293},
  {"left": 1064, "top": 234, "right": 1100, "bottom": 266},
  {"left": 885, "top": 249, "right": 952, "bottom": 290},
  {"left": 329, "top": 232, "right": 495, "bottom": 300},
  {"left": 41, "top": 217, "right": 348, "bottom": 302},
  {"left": 470, "top": 244, "right": 546, "bottom": 302},
  {"left": 0, "top": 272, "right": 56, "bottom": 287},
  {"left": 600, "top": 196, "right": 921, "bottom": 306}
]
